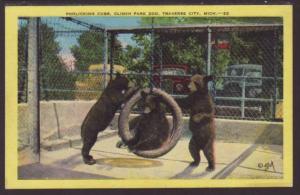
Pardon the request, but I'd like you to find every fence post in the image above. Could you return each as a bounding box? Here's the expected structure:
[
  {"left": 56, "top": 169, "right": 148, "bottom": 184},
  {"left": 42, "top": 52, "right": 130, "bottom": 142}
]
[
  {"left": 159, "top": 36, "right": 163, "bottom": 89},
  {"left": 150, "top": 17, "right": 155, "bottom": 89},
  {"left": 272, "top": 29, "right": 278, "bottom": 120},
  {"left": 241, "top": 77, "right": 246, "bottom": 118},
  {"left": 27, "top": 18, "right": 40, "bottom": 163},
  {"left": 23, "top": 19, "right": 29, "bottom": 102},
  {"left": 207, "top": 27, "right": 212, "bottom": 75},
  {"left": 109, "top": 33, "right": 115, "bottom": 80},
  {"left": 102, "top": 30, "right": 108, "bottom": 88}
]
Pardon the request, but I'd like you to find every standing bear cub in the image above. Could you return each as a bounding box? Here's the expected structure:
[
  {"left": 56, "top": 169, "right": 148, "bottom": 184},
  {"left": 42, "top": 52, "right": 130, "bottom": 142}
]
[
  {"left": 81, "top": 73, "right": 137, "bottom": 165},
  {"left": 176, "top": 74, "right": 216, "bottom": 171}
]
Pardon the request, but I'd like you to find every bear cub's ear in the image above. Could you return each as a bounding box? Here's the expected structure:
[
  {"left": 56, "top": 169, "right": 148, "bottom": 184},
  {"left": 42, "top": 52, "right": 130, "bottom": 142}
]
[{"left": 205, "top": 75, "right": 214, "bottom": 82}]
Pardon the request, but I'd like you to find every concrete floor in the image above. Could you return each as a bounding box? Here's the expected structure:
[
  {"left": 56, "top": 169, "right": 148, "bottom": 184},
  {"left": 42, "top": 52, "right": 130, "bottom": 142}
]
[{"left": 18, "top": 134, "right": 283, "bottom": 180}]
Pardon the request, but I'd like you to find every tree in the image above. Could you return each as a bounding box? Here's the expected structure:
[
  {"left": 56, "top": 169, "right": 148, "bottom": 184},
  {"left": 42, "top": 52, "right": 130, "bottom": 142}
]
[
  {"left": 138, "top": 18, "right": 208, "bottom": 74},
  {"left": 71, "top": 30, "right": 123, "bottom": 71},
  {"left": 160, "top": 36, "right": 207, "bottom": 73},
  {"left": 117, "top": 36, "right": 151, "bottom": 88},
  {"left": 139, "top": 17, "right": 282, "bottom": 76},
  {"left": 115, "top": 34, "right": 152, "bottom": 73},
  {"left": 118, "top": 45, "right": 143, "bottom": 70},
  {"left": 18, "top": 22, "right": 76, "bottom": 102},
  {"left": 71, "top": 30, "right": 105, "bottom": 71},
  {"left": 212, "top": 49, "right": 231, "bottom": 76}
]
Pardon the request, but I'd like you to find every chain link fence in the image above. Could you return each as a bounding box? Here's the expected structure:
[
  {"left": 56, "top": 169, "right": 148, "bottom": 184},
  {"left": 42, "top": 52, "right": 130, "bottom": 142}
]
[{"left": 18, "top": 17, "right": 283, "bottom": 121}]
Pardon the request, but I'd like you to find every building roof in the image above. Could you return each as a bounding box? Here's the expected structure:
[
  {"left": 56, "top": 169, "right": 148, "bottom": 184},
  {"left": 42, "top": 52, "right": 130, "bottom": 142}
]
[{"left": 106, "top": 23, "right": 283, "bottom": 34}]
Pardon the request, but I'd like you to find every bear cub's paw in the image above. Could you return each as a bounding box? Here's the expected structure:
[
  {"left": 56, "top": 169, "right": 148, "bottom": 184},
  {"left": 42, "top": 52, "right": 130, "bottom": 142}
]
[
  {"left": 83, "top": 155, "right": 96, "bottom": 165},
  {"left": 116, "top": 140, "right": 127, "bottom": 149},
  {"left": 192, "top": 114, "right": 203, "bottom": 123},
  {"left": 206, "top": 166, "right": 215, "bottom": 172},
  {"left": 189, "top": 161, "right": 200, "bottom": 167}
]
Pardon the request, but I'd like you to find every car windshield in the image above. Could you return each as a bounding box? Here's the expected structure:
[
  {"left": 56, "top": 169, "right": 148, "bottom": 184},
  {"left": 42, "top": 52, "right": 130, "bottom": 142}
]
[
  {"left": 227, "top": 68, "right": 243, "bottom": 76},
  {"left": 244, "top": 69, "right": 262, "bottom": 77},
  {"left": 160, "top": 68, "right": 185, "bottom": 75},
  {"left": 227, "top": 67, "right": 262, "bottom": 77}
]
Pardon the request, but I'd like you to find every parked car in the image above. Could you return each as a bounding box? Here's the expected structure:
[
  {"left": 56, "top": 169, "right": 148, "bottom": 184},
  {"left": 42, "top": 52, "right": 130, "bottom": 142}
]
[
  {"left": 152, "top": 64, "right": 190, "bottom": 95},
  {"left": 223, "top": 64, "right": 263, "bottom": 98}
]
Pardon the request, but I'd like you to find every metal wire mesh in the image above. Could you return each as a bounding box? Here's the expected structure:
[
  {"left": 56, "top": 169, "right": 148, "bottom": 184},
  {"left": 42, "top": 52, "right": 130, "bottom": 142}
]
[{"left": 18, "top": 17, "right": 283, "bottom": 121}]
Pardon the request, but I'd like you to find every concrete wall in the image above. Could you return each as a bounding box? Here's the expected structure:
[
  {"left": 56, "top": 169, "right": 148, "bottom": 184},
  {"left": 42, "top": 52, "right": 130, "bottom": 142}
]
[
  {"left": 18, "top": 101, "right": 283, "bottom": 150},
  {"left": 18, "top": 101, "right": 96, "bottom": 149}
]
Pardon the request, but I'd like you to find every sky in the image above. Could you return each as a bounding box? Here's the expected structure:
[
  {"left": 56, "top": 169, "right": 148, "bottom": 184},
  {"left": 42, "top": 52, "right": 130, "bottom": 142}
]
[
  {"left": 76, "top": 17, "right": 141, "bottom": 28},
  {"left": 37, "top": 17, "right": 142, "bottom": 68},
  {"left": 51, "top": 17, "right": 141, "bottom": 54},
  {"left": 18, "top": 16, "right": 142, "bottom": 66}
]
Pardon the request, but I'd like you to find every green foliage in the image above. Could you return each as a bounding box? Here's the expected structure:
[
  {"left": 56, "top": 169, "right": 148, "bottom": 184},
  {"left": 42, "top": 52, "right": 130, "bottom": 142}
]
[
  {"left": 212, "top": 49, "right": 231, "bottom": 76},
  {"left": 71, "top": 30, "right": 123, "bottom": 71},
  {"left": 117, "top": 35, "right": 151, "bottom": 88},
  {"left": 18, "top": 23, "right": 76, "bottom": 102},
  {"left": 117, "top": 34, "right": 151, "bottom": 73},
  {"left": 39, "top": 24, "right": 76, "bottom": 100},
  {"left": 71, "top": 30, "right": 105, "bottom": 71},
  {"left": 139, "top": 17, "right": 282, "bottom": 77},
  {"left": 162, "top": 36, "right": 206, "bottom": 73},
  {"left": 118, "top": 45, "right": 142, "bottom": 70}
]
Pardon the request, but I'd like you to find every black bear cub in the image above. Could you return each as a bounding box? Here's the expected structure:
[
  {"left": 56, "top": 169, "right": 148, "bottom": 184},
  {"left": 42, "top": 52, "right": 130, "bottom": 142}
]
[
  {"left": 81, "top": 73, "right": 137, "bottom": 165},
  {"left": 117, "top": 92, "right": 169, "bottom": 151},
  {"left": 176, "top": 74, "right": 216, "bottom": 171}
]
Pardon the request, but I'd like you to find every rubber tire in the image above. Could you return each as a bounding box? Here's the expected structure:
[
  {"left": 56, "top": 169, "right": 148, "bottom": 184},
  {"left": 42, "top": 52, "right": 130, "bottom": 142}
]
[{"left": 118, "top": 88, "right": 183, "bottom": 158}]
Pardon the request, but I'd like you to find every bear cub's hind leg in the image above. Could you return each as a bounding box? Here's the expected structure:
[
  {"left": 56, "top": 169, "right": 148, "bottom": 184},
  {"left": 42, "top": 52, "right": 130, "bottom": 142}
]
[
  {"left": 203, "top": 141, "right": 215, "bottom": 171},
  {"left": 82, "top": 136, "right": 97, "bottom": 165},
  {"left": 188, "top": 137, "right": 201, "bottom": 167}
]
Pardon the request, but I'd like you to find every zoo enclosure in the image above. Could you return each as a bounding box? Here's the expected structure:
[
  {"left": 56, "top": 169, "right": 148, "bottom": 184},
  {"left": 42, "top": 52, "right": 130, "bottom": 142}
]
[{"left": 18, "top": 17, "right": 283, "bottom": 121}]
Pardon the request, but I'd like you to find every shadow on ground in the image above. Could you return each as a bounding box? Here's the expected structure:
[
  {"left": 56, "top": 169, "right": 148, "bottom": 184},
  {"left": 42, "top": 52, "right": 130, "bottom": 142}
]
[
  {"left": 18, "top": 163, "right": 115, "bottom": 179},
  {"left": 171, "top": 165, "right": 211, "bottom": 179}
]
